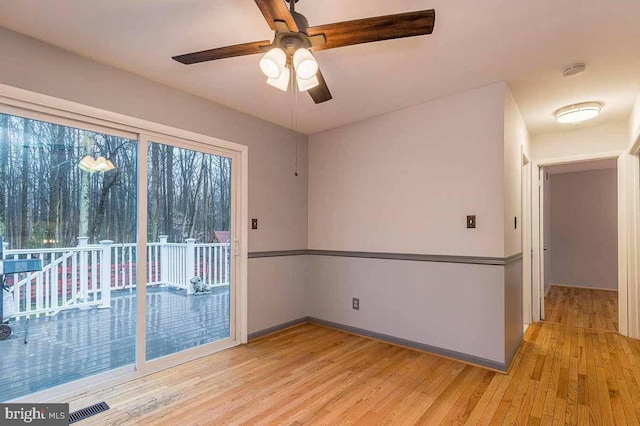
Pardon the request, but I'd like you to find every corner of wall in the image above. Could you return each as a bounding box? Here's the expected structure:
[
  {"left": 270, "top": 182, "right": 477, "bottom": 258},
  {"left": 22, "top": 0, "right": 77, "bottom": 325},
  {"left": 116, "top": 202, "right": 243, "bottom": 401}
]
[
  {"left": 630, "top": 90, "right": 640, "bottom": 151},
  {"left": 502, "top": 85, "right": 527, "bottom": 365}
]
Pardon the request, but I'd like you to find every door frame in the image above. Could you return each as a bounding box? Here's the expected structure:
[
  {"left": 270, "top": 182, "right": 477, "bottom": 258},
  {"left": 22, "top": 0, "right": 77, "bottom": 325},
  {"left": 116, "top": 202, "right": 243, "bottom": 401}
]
[
  {"left": 0, "top": 83, "right": 250, "bottom": 401},
  {"left": 522, "top": 155, "right": 532, "bottom": 327},
  {"left": 530, "top": 150, "right": 635, "bottom": 337}
]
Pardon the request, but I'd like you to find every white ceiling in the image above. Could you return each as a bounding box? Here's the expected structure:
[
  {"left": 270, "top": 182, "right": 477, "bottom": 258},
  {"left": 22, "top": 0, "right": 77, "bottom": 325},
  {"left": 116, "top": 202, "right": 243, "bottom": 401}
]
[
  {"left": 546, "top": 159, "right": 617, "bottom": 175},
  {"left": 0, "top": 0, "right": 639, "bottom": 135}
]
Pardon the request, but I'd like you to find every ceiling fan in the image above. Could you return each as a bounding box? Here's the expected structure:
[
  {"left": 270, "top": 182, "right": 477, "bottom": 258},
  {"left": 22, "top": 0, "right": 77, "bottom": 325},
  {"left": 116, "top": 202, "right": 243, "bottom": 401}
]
[{"left": 173, "top": 0, "right": 436, "bottom": 104}]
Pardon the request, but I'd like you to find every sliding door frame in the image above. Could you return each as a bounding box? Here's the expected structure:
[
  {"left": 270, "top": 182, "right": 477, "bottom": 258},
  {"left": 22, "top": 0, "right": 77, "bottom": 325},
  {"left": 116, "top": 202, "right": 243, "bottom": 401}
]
[{"left": 0, "top": 83, "right": 249, "bottom": 402}]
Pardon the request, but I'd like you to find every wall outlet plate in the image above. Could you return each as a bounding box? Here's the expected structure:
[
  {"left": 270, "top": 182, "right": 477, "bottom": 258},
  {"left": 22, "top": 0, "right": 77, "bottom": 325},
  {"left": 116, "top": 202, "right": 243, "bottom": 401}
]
[{"left": 352, "top": 298, "right": 360, "bottom": 310}]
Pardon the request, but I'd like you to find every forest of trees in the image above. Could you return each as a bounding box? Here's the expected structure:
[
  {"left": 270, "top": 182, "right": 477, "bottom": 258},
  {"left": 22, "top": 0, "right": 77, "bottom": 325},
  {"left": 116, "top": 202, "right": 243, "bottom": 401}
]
[{"left": 0, "top": 113, "right": 231, "bottom": 250}]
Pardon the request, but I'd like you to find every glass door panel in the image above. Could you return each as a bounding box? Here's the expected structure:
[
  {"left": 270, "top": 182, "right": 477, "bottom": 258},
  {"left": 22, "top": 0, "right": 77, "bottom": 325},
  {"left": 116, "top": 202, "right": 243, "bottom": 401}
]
[
  {"left": 0, "top": 112, "right": 137, "bottom": 401},
  {"left": 145, "top": 141, "right": 232, "bottom": 361}
]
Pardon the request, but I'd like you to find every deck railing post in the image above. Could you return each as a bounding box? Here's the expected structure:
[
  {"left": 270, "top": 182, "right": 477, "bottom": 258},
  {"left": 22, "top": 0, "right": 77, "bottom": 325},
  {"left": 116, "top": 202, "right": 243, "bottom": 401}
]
[
  {"left": 159, "top": 235, "right": 169, "bottom": 285},
  {"left": 185, "top": 238, "right": 196, "bottom": 295},
  {"left": 77, "top": 237, "right": 89, "bottom": 302},
  {"left": 99, "top": 240, "right": 113, "bottom": 308}
]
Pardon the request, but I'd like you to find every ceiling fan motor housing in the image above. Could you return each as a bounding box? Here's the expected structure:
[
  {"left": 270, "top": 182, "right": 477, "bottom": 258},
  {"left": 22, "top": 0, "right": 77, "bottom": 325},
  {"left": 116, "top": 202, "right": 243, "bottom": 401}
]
[{"left": 292, "top": 11, "right": 309, "bottom": 34}]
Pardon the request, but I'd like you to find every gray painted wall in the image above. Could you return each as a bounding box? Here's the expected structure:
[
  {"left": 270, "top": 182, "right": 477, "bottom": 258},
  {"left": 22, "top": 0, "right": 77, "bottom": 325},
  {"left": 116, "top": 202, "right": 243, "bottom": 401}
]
[
  {"left": 306, "top": 255, "right": 506, "bottom": 363},
  {"left": 2, "top": 27, "right": 528, "bottom": 365},
  {"left": 550, "top": 169, "right": 618, "bottom": 290},
  {"left": 0, "top": 27, "right": 309, "bottom": 334},
  {"left": 248, "top": 256, "right": 308, "bottom": 333}
]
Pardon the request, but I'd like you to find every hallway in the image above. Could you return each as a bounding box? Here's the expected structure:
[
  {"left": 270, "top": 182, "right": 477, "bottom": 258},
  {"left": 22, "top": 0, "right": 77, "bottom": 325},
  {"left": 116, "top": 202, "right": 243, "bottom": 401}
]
[{"left": 544, "top": 285, "right": 618, "bottom": 332}]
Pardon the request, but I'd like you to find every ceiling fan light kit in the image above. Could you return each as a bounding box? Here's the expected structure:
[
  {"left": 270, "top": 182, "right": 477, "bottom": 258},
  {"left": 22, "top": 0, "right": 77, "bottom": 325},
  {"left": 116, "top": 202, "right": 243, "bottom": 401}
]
[
  {"left": 297, "top": 73, "right": 319, "bottom": 92},
  {"left": 172, "top": 0, "right": 436, "bottom": 104},
  {"left": 267, "top": 66, "right": 290, "bottom": 91},
  {"left": 260, "top": 47, "right": 319, "bottom": 92},
  {"left": 259, "top": 47, "right": 287, "bottom": 79},
  {"left": 292, "top": 48, "right": 318, "bottom": 80}
]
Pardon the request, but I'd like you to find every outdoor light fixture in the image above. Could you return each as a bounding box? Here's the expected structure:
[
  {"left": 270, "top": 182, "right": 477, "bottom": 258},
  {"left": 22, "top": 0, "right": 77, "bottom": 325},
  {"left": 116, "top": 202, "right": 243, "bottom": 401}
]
[
  {"left": 78, "top": 155, "right": 115, "bottom": 173},
  {"left": 554, "top": 102, "right": 602, "bottom": 124},
  {"left": 260, "top": 47, "right": 319, "bottom": 93}
]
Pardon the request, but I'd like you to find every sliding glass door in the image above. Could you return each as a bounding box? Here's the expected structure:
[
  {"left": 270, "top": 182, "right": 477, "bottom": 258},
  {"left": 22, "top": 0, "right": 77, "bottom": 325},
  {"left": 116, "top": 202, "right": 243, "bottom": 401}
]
[
  {"left": 0, "top": 112, "right": 138, "bottom": 401},
  {"left": 0, "top": 108, "right": 240, "bottom": 402},
  {"left": 145, "top": 141, "right": 232, "bottom": 361}
]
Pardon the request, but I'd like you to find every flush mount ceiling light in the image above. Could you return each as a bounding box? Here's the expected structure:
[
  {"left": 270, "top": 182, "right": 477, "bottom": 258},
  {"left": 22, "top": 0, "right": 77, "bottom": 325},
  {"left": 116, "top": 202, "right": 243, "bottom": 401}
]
[{"left": 554, "top": 102, "right": 602, "bottom": 124}]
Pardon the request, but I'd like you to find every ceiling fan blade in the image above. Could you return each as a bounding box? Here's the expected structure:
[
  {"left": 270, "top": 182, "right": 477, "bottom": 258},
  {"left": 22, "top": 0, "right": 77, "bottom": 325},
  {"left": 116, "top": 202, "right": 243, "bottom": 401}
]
[
  {"left": 307, "top": 9, "right": 435, "bottom": 51},
  {"left": 172, "top": 40, "right": 272, "bottom": 64},
  {"left": 308, "top": 70, "right": 332, "bottom": 104},
  {"left": 254, "top": 0, "right": 299, "bottom": 32}
]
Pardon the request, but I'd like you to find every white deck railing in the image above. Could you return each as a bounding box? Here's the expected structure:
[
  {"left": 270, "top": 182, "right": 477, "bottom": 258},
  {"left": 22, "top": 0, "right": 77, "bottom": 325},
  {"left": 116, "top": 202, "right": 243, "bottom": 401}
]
[{"left": 3, "top": 236, "right": 231, "bottom": 318}]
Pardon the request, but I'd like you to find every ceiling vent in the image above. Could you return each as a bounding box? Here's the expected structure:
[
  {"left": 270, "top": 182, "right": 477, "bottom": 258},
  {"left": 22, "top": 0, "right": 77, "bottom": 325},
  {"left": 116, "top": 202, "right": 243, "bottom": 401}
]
[{"left": 563, "top": 63, "right": 586, "bottom": 78}]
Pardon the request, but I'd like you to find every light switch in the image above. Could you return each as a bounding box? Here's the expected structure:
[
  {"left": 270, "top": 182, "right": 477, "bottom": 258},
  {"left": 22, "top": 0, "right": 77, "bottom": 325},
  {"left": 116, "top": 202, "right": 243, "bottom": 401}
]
[
  {"left": 251, "top": 218, "right": 258, "bottom": 230},
  {"left": 467, "top": 215, "right": 476, "bottom": 229}
]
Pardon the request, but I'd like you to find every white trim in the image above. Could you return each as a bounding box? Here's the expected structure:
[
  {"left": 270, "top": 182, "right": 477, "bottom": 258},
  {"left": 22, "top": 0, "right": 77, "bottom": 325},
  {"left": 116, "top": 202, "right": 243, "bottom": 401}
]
[
  {"left": 534, "top": 151, "right": 623, "bottom": 167},
  {"left": 0, "top": 84, "right": 247, "bottom": 154},
  {"left": 136, "top": 135, "right": 149, "bottom": 371},
  {"left": 626, "top": 148, "right": 640, "bottom": 338},
  {"left": 238, "top": 145, "right": 249, "bottom": 344},
  {"left": 531, "top": 164, "right": 542, "bottom": 322},
  {"left": 0, "top": 83, "right": 249, "bottom": 399},
  {"left": 0, "top": 103, "right": 137, "bottom": 140},
  {"left": 530, "top": 150, "right": 630, "bottom": 336},
  {"left": 617, "top": 154, "right": 629, "bottom": 336},
  {"left": 522, "top": 158, "right": 532, "bottom": 325}
]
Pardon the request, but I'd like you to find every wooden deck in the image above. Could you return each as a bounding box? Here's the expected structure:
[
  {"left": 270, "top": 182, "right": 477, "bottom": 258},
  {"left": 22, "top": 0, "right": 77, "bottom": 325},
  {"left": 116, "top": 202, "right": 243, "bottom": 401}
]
[
  {"left": 0, "top": 286, "right": 230, "bottom": 402},
  {"left": 66, "top": 321, "right": 640, "bottom": 425}
]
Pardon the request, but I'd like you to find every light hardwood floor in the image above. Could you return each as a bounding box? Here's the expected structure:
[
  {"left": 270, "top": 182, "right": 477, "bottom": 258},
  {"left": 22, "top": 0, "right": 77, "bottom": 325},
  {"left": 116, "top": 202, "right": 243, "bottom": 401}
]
[
  {"left": 68, "top": 321, "right": 640, "bottom": 425},
  {"left": 545, "top": 285, "right": 618, "bottom": 332}
]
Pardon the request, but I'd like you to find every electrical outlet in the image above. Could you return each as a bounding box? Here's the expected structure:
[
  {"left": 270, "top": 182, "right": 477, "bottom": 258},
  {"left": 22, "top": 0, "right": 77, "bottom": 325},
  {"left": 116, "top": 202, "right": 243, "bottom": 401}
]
[
  {"left": 352, "top": 298, "right": 360, "bottom": 310},
  {"left": 467, "top": 215, "right": 476, "bottom": 229},
  {"left": 251, "top": 218, "right": 258, "bottom": 230}
]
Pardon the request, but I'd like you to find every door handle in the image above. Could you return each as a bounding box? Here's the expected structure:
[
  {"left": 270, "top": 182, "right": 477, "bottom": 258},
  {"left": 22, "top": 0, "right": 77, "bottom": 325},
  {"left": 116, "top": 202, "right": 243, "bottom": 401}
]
[{"left": 233, "top": 239, "right": 240, "bottom": 257}]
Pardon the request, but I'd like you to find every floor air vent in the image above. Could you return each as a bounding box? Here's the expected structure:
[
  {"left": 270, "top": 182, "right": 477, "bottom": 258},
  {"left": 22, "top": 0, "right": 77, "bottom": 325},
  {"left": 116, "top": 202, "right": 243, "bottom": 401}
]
[{"left": 69, "top": 401, "right": 110, "bottom": 423}]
